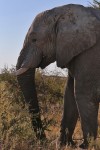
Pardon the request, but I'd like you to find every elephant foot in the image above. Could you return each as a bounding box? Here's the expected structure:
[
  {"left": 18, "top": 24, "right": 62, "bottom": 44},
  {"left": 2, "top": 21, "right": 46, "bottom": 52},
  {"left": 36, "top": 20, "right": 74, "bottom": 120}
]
[
  {"left": 59, "top": 132, "right": 77, "bottom": 148},
  {"left": 32, "top": 117, "right": 46, "bottom": 141},
  {"left": 79, "top": 140, "right": 88, "bottom": 149},
  {"left": 36, "top": 130, "right": 46, "bottom": 141},
  {"left": 59, "top": 132, "right": 67, "bottom": 146},
  {"left": 68, "top": 139, "right": 77, "bottom": 148}
]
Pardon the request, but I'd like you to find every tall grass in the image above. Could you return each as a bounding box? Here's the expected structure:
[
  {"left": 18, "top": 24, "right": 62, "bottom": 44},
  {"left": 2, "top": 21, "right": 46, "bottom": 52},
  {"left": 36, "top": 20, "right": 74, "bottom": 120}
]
[
  {"left": 0, "top": 68, "right": 36, "bottom": 149},
  {"left": 0, "top": 68, "right": 66, "bottom": 149},
  {"left": 0, "top": 67, "right": 100, "bottom": 149}
]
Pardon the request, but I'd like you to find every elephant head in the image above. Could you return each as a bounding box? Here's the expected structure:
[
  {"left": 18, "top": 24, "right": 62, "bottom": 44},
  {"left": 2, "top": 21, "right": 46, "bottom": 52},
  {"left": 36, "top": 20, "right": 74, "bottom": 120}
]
[
  {"left": 16, "top": 11, "right": 58, "bottom": 71},
  {"left": 16, "top": 4, "right": 100, "bottom": 141},
  {"left": 16, "top": 10, "right": 59, "bottom": 140},
  {"left": 16, "top": 4, "right": 98, "bottom": 72}
]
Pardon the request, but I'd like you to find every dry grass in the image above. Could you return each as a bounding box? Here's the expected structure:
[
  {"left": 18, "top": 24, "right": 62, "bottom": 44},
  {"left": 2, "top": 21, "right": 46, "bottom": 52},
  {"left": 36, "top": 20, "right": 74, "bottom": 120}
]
[{"left": 0, "top": 68, "right": 100, "bottom": 149}]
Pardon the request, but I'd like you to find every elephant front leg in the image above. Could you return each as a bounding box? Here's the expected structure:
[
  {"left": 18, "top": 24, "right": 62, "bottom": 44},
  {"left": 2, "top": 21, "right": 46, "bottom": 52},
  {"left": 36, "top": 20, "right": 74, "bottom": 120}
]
[
  {"left": 75, "top": 82, "right": 99, "bottom": 149},
  {"left": 60, "top": 72, "right": 78, "bottom": 147}
]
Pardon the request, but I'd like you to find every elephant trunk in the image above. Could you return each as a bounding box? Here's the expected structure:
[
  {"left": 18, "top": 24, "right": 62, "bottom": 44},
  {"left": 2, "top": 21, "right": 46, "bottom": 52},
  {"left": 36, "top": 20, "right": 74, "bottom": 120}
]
[{"left": 17, "top": 68, "right": 46, "bottom": 140}]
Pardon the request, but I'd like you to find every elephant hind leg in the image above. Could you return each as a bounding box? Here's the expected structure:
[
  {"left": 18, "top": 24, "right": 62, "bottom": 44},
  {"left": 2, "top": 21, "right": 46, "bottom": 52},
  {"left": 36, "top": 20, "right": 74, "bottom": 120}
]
[{"left": 60, "top": 72, "right": 78, "bottom": 146}]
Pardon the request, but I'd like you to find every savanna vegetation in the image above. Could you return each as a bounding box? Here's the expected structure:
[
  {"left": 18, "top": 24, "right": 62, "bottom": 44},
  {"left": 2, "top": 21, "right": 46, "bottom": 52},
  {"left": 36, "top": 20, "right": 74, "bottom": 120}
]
[
  {"left": 0, "top": 68, "right": 81, "bottom": 150},
  {"left": 0, "top": 67, "right": 66, "bottom": 150},
  {"left": 90, "top": 0, "right": 100, "bottom": 8},
  {"left": 0, "top": 67, "right": 100, "bottom": 150}
]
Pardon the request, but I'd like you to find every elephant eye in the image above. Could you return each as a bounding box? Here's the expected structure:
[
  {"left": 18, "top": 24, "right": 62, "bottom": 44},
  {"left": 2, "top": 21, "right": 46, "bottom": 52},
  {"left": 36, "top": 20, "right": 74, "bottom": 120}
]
[{"left": 32, "top": 39, "right": 37, "bottom": 42}]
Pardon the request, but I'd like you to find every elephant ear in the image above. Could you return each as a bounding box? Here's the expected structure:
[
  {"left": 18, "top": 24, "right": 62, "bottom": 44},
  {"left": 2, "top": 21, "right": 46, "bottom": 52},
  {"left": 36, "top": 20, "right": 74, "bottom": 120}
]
[{"left": 56, "top": 10, "right": 97, "bottom": 68}]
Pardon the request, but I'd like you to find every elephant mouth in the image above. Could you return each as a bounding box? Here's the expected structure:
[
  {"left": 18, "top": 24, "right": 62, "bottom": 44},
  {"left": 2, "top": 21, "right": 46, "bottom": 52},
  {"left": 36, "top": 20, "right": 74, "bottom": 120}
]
[
  {"left": 39, "top": 56, "right": 47, "bottom": 69},
  {"left": 39, "top": 55, "right": 56, "bottom": 69}
]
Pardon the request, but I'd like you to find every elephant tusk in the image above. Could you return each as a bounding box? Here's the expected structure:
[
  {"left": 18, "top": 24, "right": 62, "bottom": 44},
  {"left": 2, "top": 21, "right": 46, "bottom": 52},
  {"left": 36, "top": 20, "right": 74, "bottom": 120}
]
[{"left": 16, "top": 68, "right": 29, "bottom": 76}]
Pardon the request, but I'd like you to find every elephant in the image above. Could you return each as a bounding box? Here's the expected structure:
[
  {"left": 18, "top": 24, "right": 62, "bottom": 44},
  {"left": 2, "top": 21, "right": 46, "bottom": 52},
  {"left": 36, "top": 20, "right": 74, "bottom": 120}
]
[{"left": 16, "top": 4, "right": 100, "bottom": 149}]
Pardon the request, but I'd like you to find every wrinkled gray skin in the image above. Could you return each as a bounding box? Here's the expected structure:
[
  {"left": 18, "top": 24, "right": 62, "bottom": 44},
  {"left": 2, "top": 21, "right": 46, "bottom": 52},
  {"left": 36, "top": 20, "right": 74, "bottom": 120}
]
[{"left": 16, "top": 4, "right": 100, "bottom": 149}]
